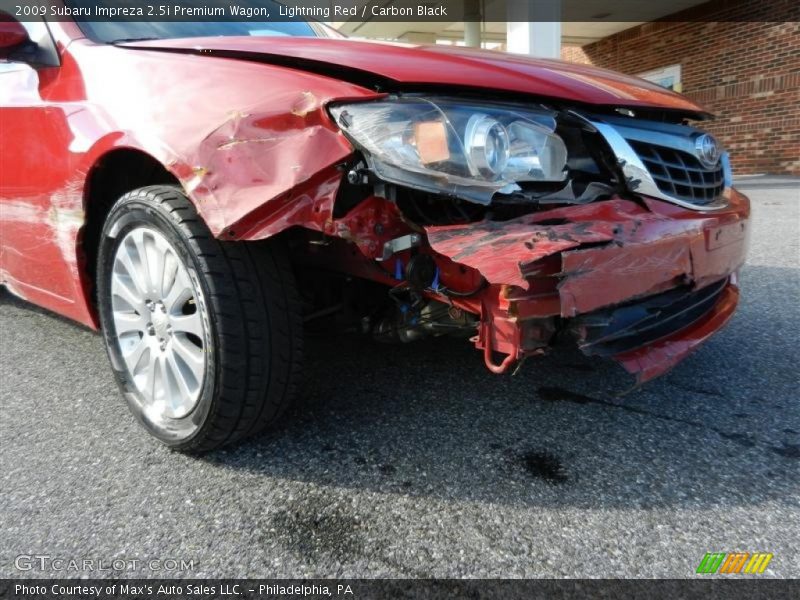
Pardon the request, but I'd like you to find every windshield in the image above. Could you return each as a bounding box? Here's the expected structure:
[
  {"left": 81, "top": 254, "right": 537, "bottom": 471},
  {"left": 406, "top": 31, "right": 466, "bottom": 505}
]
[{"left": 67, "top": 1, "right": 341, "bottom": 43}]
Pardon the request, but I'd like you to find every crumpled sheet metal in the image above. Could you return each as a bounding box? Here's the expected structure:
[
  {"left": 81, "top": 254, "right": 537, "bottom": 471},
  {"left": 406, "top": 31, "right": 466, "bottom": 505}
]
[
  {"left": 65, "top": 40, "right": 379, "bottom": 239},
  {"left": 0, "top": 42, "right": 381, "bottom": 330},
  {"left": 167, "top": 92, "right": 360, "bottom": 237},
  {"left": 425, "top": 193, "right": 750, "bottom": 318},
  {"left": 217, "top": 166, "right": 343, "bottom": 241},
  {"left": 425, "top": 218, "right": 619, "bottom": 289}
]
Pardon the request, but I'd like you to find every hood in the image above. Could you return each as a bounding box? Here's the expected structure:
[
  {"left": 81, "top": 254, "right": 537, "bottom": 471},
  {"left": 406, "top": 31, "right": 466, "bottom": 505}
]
[{"left": 123, "top": 37, "right": 707, "bottom": 116}]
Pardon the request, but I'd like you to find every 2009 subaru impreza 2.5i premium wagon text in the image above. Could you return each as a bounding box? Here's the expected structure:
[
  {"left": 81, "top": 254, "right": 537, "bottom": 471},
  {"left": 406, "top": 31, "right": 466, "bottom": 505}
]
[{"left": 0, "top": 10, "right": 750, "bottom": 451}]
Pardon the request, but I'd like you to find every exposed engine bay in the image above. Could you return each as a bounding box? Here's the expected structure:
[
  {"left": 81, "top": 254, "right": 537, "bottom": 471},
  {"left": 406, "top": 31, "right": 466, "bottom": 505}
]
[{"left": 280, "top": 96, "right": 749, "bottom": 383}]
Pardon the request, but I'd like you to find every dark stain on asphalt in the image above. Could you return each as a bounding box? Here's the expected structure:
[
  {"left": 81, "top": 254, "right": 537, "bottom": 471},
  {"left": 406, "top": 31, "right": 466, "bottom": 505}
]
[
  {"left": 717, "top": 432, "right": 756, "bottom": 448},
  {"left": 378, "top": 463, "right": 396, "bottom": 476},
  {"left": 535, "top": 386, "right": 776, "bottom": 452},
  {"left": 537, "top": 386, "right": 594, "bottom": 404},
  {"left": 267, "top": 493, "right": 365, "bottom": 562},
  {"left": 674, "top": 384, "right": 725, "bottom": 398},
  {"left": 519, "top": 451, "right": 568, "bottom": 484},
  {"left": 770, "top": 443, "right": 800, "bottom": 459}
]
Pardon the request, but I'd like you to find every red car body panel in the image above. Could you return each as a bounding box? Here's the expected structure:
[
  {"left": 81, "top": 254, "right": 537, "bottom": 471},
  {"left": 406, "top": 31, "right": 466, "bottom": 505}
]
[
  {"left": 0, "top": 21, "right": 750, "bottom": 383},
  {"left": 124, "top": 37, "right": 708, "bottom": 115}
]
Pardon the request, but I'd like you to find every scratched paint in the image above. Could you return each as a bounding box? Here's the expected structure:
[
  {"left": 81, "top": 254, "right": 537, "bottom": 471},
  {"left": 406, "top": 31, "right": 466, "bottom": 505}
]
[
  {"left": 1, "top": 199, "right": 84, "bottom": 266},
  {"left": 49, "top": 179, "right": 87, "bottom": 275}
]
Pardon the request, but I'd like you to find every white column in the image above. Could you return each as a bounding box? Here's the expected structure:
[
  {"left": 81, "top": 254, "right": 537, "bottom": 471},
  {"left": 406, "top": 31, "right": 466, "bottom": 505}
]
[
  {"left": 464, "top": 22, "right": 481, "bottom": 48},
  {"left": 464, "top": 0, "right": 482, "bottom": 47},
  {"left": 506, "top": 0, "right": 562, "bottom": 58}
]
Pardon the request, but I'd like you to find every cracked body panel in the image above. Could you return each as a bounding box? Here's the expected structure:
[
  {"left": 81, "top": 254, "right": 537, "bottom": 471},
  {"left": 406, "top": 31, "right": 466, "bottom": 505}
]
[
  {"left": 275, "top": 189, "right": 748, "bottom": 382},
  {"left": 426, "top": 192, "right": 749, "bottom": 308},
  {"left": 421, "top": 191, "right": 749, "bottom": 380}
]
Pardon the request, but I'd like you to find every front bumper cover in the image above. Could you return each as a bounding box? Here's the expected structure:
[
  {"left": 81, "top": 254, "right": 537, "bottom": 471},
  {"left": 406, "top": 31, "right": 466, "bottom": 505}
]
[
  {"left": 423, "top": 188, "right": 750, "bottom": 382},
  {"left": 258, "top": 170, "right": 750, "bottom": 383},
  {"left": 572, "top": 277, "right": 739, "bottom": 382}
]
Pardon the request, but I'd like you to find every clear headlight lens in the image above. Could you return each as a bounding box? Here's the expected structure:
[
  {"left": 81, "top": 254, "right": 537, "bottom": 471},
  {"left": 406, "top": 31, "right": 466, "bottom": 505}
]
[
  {"left": 330, "top": 97, "right": 568, "bottom": 204},
  {"left": 465, "top": 114, "right": 510, "bottom": 178}
]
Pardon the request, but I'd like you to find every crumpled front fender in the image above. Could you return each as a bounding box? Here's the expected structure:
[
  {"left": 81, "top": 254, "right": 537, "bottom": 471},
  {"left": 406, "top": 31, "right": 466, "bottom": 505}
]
[{"left": 67, "top": 40, "right": 381, "bottom": 238}]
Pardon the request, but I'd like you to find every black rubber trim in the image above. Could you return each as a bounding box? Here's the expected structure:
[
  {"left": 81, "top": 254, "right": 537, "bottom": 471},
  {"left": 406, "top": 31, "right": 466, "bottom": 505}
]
[{"left": 572, "top": 278, "right": 729, "bottom": 357}]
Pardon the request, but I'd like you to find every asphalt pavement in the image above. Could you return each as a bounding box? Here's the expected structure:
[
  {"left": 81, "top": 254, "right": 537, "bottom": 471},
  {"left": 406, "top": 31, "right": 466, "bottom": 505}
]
[{"left": 1, "top": 182, "right": 798, "bottom": 578}]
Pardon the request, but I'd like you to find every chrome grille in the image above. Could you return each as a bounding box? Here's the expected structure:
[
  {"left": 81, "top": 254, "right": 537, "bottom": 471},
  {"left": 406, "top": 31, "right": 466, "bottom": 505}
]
[{"left": 630, "top": 140, "right": 725, "bottom": 206}]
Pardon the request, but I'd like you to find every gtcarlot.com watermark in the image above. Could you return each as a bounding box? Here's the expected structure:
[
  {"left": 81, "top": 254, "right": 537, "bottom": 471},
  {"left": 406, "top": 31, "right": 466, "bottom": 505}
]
[{"left": 14, "top": 554, "right": 195, "bottom": 573}]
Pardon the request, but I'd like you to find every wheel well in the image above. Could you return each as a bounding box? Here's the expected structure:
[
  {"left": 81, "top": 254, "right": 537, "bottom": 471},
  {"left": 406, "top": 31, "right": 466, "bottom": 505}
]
[{"left": 81, "top": 149, "right": 181, "bottom": 307}]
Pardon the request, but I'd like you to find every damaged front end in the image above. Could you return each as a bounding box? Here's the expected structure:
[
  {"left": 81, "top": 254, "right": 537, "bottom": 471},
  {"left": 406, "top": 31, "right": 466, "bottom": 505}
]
[
  {"left": 242, "top": 95, "right": 751, "bottom": 384},
  {"left": 417, "top": 190, "right": 747, "bottom": 382}
]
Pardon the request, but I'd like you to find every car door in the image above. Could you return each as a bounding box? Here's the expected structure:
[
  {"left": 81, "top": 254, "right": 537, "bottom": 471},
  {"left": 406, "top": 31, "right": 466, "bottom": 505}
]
[{"left": 0, "top": 17, "right": 83, "bottom": 308}]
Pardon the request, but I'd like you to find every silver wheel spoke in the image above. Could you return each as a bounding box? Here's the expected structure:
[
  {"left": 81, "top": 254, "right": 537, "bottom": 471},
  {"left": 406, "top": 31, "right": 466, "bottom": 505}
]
[
  {"left": 141, "top": 351, "right": 160, "bottom": 400},
  {"left": 163, "top": 267, "right": 193, "bottom": 314},
  {"left": 171, "top": 336, "right": 205, "bottom": 382},
  {"left": 114, "top": 311, "right": 148, "bottom": 335},
  {"left": 122, "top": 337, "right": 150, "bottom": 373},
  {"left": 165, "top": 351, "right": 198, "bottom": 416},
  {"left": 159, "top": 248, "right": 179, "bottom": 300},
  {"left": 131, "top": 229, "right": 156, "bottom": 296},
  {"left": 170, "top": 312, "right": 204, "bottom": 339},
  {"left": 111, "top": 274, "right": 146, "bottom": 314},
  {"left": 115, "top": 240, "right": 150, "bottom": 299}
]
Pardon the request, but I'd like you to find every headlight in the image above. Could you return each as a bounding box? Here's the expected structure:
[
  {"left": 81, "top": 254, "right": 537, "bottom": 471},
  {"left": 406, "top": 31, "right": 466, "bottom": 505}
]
[
  {"left": 330, "top": 97, "right": 568, "bottom": 204},
  {"left": 464, "top": 114, "right": 510, "bottom": 179}
]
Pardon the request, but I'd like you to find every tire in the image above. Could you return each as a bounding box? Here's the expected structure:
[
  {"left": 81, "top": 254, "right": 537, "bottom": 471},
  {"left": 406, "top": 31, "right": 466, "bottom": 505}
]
[{"left": 96, "top": 185, "right": 303, "bottom": 452}]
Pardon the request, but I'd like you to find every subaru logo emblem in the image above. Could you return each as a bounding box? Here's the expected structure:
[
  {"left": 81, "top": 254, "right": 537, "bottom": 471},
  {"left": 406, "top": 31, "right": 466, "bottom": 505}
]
[{"left": 695, "top": 134, "right": 721, "bottom": 168}]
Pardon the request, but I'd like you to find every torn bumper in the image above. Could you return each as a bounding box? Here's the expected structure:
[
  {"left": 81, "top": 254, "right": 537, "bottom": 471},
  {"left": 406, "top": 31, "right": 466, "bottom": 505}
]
[
  {"left": 612, "top": 282, "right": 739, "bottom": 382},
  {"left": 424, "top": 189, "right": 751, "bottom": 382},
  {"left": 572, "top": 277, "right": 739, "bottom": 382}
]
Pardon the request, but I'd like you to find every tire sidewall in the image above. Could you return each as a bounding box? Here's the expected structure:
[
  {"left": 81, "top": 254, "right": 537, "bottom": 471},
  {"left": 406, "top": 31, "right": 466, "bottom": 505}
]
[{"left": 97, "top": 196, "right": 217, "bottom": 448}]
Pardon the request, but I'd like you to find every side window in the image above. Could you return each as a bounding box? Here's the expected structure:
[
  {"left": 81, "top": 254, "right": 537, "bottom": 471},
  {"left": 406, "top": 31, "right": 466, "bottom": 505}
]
[{"left": 8, "top": 18, "right": 59, "bottom": 67}]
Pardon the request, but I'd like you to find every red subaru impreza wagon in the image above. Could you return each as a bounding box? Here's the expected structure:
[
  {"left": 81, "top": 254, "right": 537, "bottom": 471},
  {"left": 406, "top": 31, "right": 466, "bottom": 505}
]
[{"left": 0, "top": 7, "right": 750, "bottom": 451}]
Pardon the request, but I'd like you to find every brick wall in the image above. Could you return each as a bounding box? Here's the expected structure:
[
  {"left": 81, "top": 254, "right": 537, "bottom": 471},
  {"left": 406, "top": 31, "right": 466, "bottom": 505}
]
[{"left": 561, "top": 0, "right": 800, "bottom": 175}]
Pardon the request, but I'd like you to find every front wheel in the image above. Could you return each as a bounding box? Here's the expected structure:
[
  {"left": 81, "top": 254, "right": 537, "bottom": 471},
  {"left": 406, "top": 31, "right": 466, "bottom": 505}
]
[{"left": 97, "top": 186, "right": 303, "bottom": 452}]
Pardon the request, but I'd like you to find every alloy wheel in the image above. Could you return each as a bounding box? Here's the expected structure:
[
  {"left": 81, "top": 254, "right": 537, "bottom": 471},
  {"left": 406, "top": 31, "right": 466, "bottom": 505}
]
[{"left": 110, "top": 227, "right": 207, "bottom": 423}]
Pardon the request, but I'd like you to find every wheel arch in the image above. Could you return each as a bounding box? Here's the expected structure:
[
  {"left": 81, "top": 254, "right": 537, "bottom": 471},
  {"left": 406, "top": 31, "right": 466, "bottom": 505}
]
[{"left": 79, "top": 147, "right": 182, "bottom": 321}]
